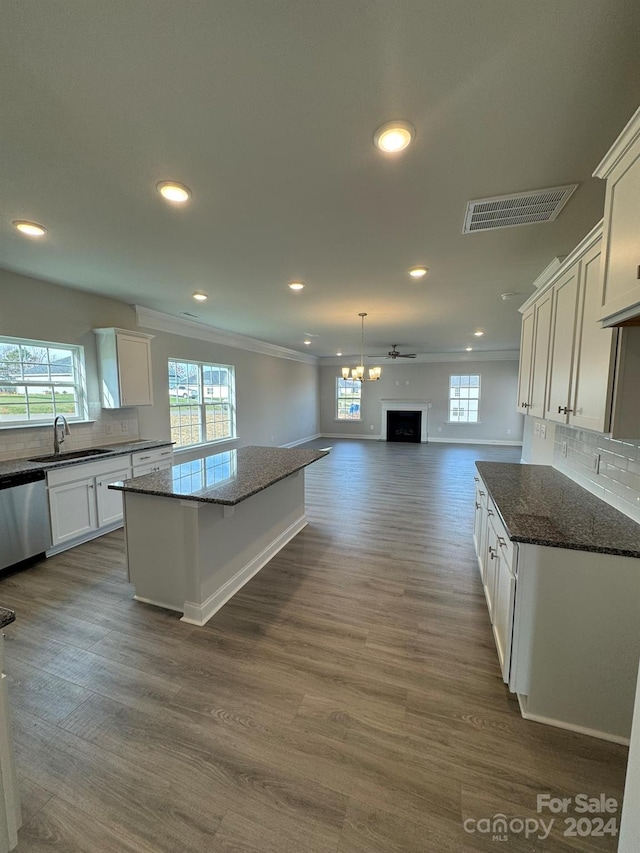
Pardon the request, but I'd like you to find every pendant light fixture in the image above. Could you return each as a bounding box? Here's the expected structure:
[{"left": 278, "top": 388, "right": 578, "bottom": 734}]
[{"left": 341, "top": 313, "right": 382, "bottom": 382}]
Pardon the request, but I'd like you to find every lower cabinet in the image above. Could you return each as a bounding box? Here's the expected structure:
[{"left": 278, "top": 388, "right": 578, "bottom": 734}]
[
  {"left": 46, "top": 447, "right": 174, "bottom": 553},
  {"left": 473, "top": 471, "right": 640, "bottom": 742},
  {"left": 47, "top": 456, "right": 132, "bottom": 551},
  {"left": 0, "top": 633, "right": 20, "bottom": 853}
]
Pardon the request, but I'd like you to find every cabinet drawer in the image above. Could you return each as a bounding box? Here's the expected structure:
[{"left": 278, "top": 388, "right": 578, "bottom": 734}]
[
  {"left": 131, "top": 446, "right": 174, "bottom": 467},
  {"left": 488, "top": 502, "right": 515, "bottom": 571},
  {"left": 47, "top": 454, "right": 133, "bottom": 487}
]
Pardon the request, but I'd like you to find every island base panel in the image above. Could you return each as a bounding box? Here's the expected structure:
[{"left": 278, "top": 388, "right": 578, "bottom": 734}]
[{"left": 123, "top": 471, "right": 307, "bottom": 626}]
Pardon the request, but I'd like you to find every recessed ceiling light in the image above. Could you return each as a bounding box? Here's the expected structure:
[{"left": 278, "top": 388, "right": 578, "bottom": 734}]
[
  {"left": 13, "top": 220, "right": 46, "bottom": 237},
  {"left": 474, "top": 330, "right": 484, "bottom": 337},
  {"left": 336, "top": 352, "right": 342, "bottom": 357},
  {"left": 304, "top": 340, "right": 312, "bottom": 346},
  {"left": 465, "top": 347, "right": 473, "bottom": 352},
  {"left": 408, "top": 266, "right": 429, "bottom": 279},
  {"left": 192, "top": 292, "right": 208, "bottom": 302},
  {"left": 288, "top": 282, "right": 305, "bottom": 291},
  {"left": 374, "top": 120, "right": 415, "bottom": 153},
  {"left": 157, "top": 181, "right": 191, "bottom": 203}
]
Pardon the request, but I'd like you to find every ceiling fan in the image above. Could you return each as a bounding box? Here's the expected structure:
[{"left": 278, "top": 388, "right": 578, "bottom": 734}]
[{"left": 379, "top": 344, "right": 417, "bottom": 360}]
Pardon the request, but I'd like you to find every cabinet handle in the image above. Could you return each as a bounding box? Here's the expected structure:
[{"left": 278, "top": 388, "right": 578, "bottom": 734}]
[
  {"left": 475, "top": 502, "right": 480, "bottom": 509},
  {"left": 488, "top": 546, "right": 497, "bottom": 559},
  {"left": 139, "top": 455, "right": 151, "bottom": 461},
  {"left": 479, "top": 490, "right": 485, "bottom": 497},
  {"left": 637, "top": 264, "right": 640, "bottom": 280},
  {"left": 497, "top": 536, "right": 507, "bottom": 548},
  {"left": 558, "top": 406, "right": 573, "bottom": 415},
  {"left": 89, "top": 483, "right": 94, "bottom": 490},
  {"left": 474, "top": 477, "right": 479, "bottom": 482},
  {"left": 97, "top": 481, "right": 102, "bottom": 487},
  {"left": 558, "top": 406, "right": 563, "bottom": 414},
  {"left": 487, "top": 509, "right": 494, "bottom": 516},
  {"left": 521, "top": 402, "right": 530, "bottom": 409}
]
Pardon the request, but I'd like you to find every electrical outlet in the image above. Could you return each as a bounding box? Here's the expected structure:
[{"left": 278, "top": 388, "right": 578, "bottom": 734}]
[
  {"left": 506, "top": 427, "right": 511, "bottom": 436},
  {"left": 427, "top": 402, "right": 432, "bottom": 409},
  {"left": 593, "top": 453, "right": 601, "bottom": 474},
  {"left": 540, "top": 423, "right": 547, "bottom": 439},
  {"left": 370, "top": 424, "right": 374, "bottom": 430},
  {"left": 121, "top": 422, "right": 128, "bottom": 433},
  {"left": 562, "top": 440, "right": 568, "bottom": 458},
  {"left": 534, "top": 422, "right": 541, "bottom": 436},
  {"left": 270, "top": 434, "right": 275, "bottom": 443},
  {"left": 437, "top": 426, "right": 442, "bottom": 433},
  {"left": 105, "top": 424, "right": 112, "bottom": 435}
]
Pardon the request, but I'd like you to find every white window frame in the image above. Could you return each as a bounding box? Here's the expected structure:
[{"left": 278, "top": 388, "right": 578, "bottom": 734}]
[
  {"left": 168, "top": 358, "right": 236, "bottom": 448},
  {"left": 0, "top": 335, "right": 88, "bottom": 428},
  {"left": 448, "top": 374, "right": 481, "bottom": 424},
  {"left": 336, "top": 377, "right": 362, "bottom": 421}
]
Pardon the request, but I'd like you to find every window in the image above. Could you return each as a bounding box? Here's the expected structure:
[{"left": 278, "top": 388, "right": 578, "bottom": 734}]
[
  {"left": 336, "top": 377, "right": 362, "bottom": 420},
  {"left": 0, "top": 336, "right": 87, "bottom": 427},
  {"left": 168, "top": 359, "right": 236, "bottom": 448},
  {"left": 449, "top": 374, "right": 480, "bottom": 423}
]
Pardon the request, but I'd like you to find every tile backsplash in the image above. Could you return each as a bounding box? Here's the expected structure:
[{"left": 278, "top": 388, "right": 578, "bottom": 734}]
[
  {"left": 0, "top": 403, "right": 139, "bottom": 462},
  {"left": 554, "top": 425, "right": 640, "bottom": 523}
]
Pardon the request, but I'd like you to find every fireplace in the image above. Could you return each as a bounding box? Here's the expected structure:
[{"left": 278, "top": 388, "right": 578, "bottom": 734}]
[
  {"left": 380, "top": 400, "right": 429, "bottom": 442},
  {"left": 386, "top": 410, "right": 422, "bottom": 443}
]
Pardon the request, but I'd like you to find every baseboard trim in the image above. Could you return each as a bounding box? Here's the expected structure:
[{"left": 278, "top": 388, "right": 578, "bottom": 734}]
[
  {"left": 280, "top": 433, "right": 321, "bottom": 448},
  {"left": 427, "top": 437, "right": 523, "bottom": 446},
  {"left": 517, "top": 694, "right": 630, "bottom": 745},
  {"left": 180, "top": 514, "right": 308, "bottom": 626},
  {"left": 133, "top": 594, "right": 183, "bottom": 614},
  {"left": 320, "top": 433, "right": 381, "bottom": 440},
  {"left": 46, "top": 520, "right": 123, "bottom": 557}
]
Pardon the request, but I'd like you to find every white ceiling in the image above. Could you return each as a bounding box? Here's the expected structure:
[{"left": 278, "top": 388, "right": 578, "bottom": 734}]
[{"left": 1, "top": 1, "right": 639, "bottom": 359}]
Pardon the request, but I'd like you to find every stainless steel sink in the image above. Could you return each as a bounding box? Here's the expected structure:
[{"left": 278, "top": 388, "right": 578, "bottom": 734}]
[{"left": 28, "top": 448, "right": 114, "bottom": 463}]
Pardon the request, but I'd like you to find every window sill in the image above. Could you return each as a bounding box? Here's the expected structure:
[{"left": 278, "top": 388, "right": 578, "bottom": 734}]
[
  {"left": 0, "top": 419, "right": 95, "bottom": 431},
  {"left": 445, "top": 421, "right": 483, "bottom": 425},
  {"left": 333, "top": 418, "right": 362, "bottom": 423},
  {"left": 173, "top": 435, "right": 239, "bottom": 455}
]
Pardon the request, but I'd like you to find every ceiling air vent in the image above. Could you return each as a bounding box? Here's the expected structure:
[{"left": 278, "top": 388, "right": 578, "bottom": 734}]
[{"left": 462, "top": 184, "right": 578, "bottom": 233}]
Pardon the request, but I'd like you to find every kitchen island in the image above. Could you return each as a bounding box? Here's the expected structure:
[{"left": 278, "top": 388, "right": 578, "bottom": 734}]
[
  {"left": 0, "top": 607, "right": 19, "bottom": 853},
  {"left": 110, "top": 446, "right": 329, "bottom": 626}
]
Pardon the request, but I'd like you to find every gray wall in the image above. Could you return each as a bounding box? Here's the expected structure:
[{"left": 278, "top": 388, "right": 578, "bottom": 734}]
[
  {"left": 319, "top": 359, "right": 523, "bottom": 443},
  {"left": 0, "top": 268, "right": 319, "bottom": 459}
]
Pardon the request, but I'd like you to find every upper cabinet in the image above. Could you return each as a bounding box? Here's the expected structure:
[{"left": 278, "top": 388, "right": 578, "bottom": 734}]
[
  {"left": 94, "top": 328, "right": 154, "bottom": 408},
  {"left": 594, "top": 106, "right": 640, "bottom": 326},
  {"left": 518, "top": 223, "right": 640, "bottom": 438}
]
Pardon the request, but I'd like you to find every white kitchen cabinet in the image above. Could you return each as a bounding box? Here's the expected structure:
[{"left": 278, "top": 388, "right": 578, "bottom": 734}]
[
  {"left": 594, "top": 106, "right": 640, "bottom": 326},
  {"left": 516, "top": 306, "right": 535, "bottom": 415},
  {"left": 132, "top": 446, "right": 174, "bottom": 476},
  {"left": 0, "top": 632, "right": 20, "bottom": 853},
  {"left": 472, "top": 478, "right": 487, "bottom": 579},
  {"left": 49, "top": 476, "right": 98, "bottom": 546},
  {"left": 94, "top": 328, "right": 154, "bottom": 408},
  {"left": 473, "top": 469, "right": 640, "bottom": 742},
  {"left": 47, "top": 455, "right": 134, "bottom": 552},
  {"left": 518, "top": 222, "right": 640, "bottom": 438}
]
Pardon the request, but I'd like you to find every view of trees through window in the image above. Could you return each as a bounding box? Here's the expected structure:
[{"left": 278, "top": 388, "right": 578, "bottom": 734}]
[
  {"left": 168, "top": 359, "right": 236, "bottom": 447},
  {"left": 0, "top": 337, "right": 85, "bottom": 425}
]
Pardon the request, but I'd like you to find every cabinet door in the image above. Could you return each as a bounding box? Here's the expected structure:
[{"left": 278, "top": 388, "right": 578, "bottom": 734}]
[
  {"left": 116, "top": 334, "right": 153, "bottom": 406},
  {"left": 570, "top": 242, "right": 617, "bottom": 432},
  {"left": 600, "top": 151, "right": 640, "bottom": 322},
  {"left": 473, "top": 481, "right": 486, "bottom": 578},
  {"left": 96, "top": 468, "right": 131, "bottom": 528},
  {"left": 546, "top": 264, "right": 580, "bottom": 423},
  {"left": 484, "top": 516, "right": 499, "bottom": 622},
  {"left": 493, "top": 557, "right": 516, "bottom": 683},
  {"left": 516, "top": 307, "right": 535, "bottom": 414},
  {"left": 48, "top": 478, "right": 98, "bottom": 546},
  {"left": 528, "top": 291, "right": 553, "bottom": 419},
  {"left": 0, "top": 664, "right": 21, "bottom": 852}
]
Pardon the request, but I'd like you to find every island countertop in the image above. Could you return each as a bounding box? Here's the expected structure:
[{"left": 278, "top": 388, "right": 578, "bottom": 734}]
[
  {"left": 109, "top": 445, "right": 329, "bottom": 506},
  {"left": 476, "top": 461, "right": 640, "bottom": 558}
]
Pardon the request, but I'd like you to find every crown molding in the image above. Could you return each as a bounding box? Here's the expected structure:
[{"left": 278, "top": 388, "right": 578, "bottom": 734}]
[
  {"left": 593, "top": 106, "right": 640, "bottom": 179},
  {"left": 321, "top": 350, "right": 519, "bottom": 366},
  {"left": 134, "top": 306, "right": 318, "bottom": 365}
]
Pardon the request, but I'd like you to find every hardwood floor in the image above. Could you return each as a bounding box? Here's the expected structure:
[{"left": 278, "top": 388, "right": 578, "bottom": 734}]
[{"left": 0, "top": 439, "right": 629, "bottom": 851}]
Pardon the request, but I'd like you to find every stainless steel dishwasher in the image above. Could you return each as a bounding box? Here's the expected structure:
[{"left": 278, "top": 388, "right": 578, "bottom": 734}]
[{"left": 0, "top": 469, "right": 51, "bottom": 571}]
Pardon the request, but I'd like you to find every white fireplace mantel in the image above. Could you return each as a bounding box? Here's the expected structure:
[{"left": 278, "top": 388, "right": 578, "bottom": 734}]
[{"left": 380, "top": 400, "right": 430, "bottom": 443}]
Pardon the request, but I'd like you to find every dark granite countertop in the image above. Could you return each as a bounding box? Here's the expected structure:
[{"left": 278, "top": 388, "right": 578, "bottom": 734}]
[
  {"left": 109, "top": 445, "right": 329, "bottom": 506},
  {"left": 0, "top": 607, "right": 15, "bottom": 629},
  {"left": 0, "top": 439, "right": 174, "bottom": 485},
  {"left": 476, "top": 461, "right": 640, "bottom": 558}
]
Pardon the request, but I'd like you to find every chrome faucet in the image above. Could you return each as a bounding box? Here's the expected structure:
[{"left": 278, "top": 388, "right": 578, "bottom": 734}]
[{"left": 53, "top": 415, "right": 70, "bottom": 455}]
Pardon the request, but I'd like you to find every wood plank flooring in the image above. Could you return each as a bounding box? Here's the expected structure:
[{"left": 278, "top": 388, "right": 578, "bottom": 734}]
[{"left": 0, "top": 439, "right": 629, "bottom": 851}]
